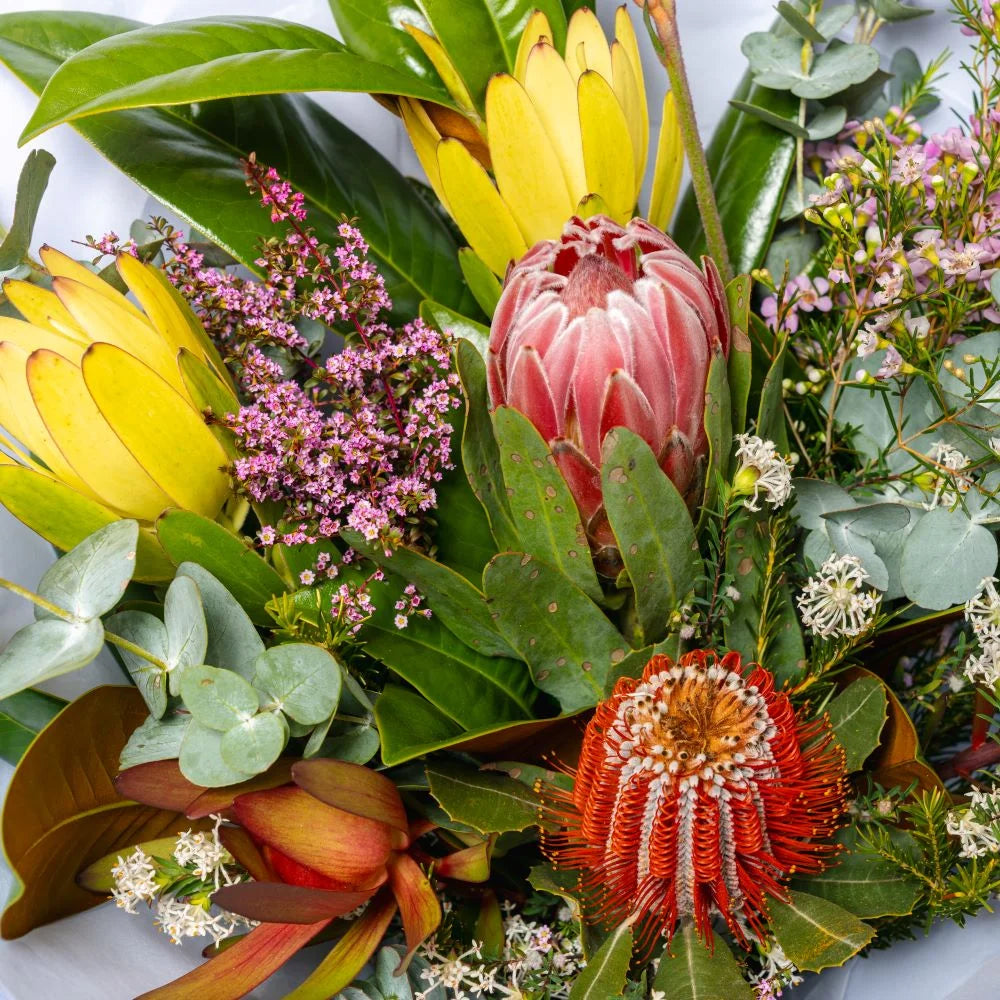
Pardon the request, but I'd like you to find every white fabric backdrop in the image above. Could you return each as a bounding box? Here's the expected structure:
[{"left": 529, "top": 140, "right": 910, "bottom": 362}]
[{"left": 2, "top": 1, "right": 999, "bottom": 997}]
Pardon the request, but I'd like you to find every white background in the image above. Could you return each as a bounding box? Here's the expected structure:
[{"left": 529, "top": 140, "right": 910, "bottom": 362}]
[{"left": 1, "top": 0, "right": 998, "bottom": 997}]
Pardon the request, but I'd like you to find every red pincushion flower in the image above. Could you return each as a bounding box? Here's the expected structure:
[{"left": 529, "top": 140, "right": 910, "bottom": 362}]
[{"left": 543, "top": 650, "right": 847, "bottom": 947}]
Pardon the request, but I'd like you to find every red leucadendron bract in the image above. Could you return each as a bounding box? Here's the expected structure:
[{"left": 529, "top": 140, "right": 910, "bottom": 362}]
[{"left": 487, "top": 215, "right": 731, "bottom": 575}]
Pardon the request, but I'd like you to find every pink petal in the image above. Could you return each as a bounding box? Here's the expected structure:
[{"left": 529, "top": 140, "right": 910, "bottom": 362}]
[
  {"left": 506, "top": 346, "right": 561, "bottom": 442},
  {"left": 552, "top": 439, "right": 602, "bottom": 525},
  {"left": 600, "top": 370, "right": 658, "bottom": 453}
]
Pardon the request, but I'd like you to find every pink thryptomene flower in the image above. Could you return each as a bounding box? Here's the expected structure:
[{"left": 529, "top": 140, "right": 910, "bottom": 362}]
[{"left": 487, "top": 215, "right": 730, "bottom": 575}]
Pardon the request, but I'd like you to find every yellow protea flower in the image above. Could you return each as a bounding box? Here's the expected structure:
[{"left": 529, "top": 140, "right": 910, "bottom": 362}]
[
  {"left": 398, "top": 6, "right": 684, "bottom": 277},
  {"left": 0, "top": 247, "right": 237, "bottom": 579}
]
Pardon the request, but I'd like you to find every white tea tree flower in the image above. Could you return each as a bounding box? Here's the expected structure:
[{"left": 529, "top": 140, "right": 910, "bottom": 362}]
[
  {"left": 947, "top": 786, "right": 1000, "bottom": 858},
  {"left": 923, "top": 441, "right": 971, "bottom": 510},
  {"left": 797, "top": 554, "right": 881, "bottom": 638},
  {"left": 732, "top": 434, "right": 793, "bottom": 512}
]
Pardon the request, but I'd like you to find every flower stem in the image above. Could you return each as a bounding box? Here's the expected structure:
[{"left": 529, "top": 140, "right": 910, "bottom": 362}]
[
  {"left": 641, "top": 0, "right": 734, "bottom": 282},
  {"left": 0, "top": 577, "right": 75, "bottom": 622}
]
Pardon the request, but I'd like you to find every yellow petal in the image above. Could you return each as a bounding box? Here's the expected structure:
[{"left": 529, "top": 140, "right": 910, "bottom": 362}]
[
  {"left": 0, "top": 316, "right": 89, "bottom": 364},
  {"left": 0, "top": 342, "right": 102, "bottom": 501},
  {"left": 514, "top": 10, "right": 554, "bottom": 83},
  {"left": 403, "top": 24, "right": 478, "bottom": 116},
  {"left": 27, "top": 349, "right": 176, "bottom": 520},
  {"left": 523, "top": 41, "right": 588, "bottom": 204},
  {"left": 82, "top": 342, "right": 230, "bottom": 518},
  {"left": 578, "top": 70, "right": 636, "bottom": 223},
  {"left": 437, "top": 138, "right": 528, "bottom": 278},
  {"left": 52, "top": 277, "right": 188, "bottom": 397},
  {"left": 564, "top": 7, "right": 612, "bottom": 83},
  {"left": 399, "top": 98, "right": 448, "bottom": 209},
  {"left": 116, "top": 253, "right": 205, "bottom": 359},
  {"left": 2, "top": 280, "right": 88, "bottom": 342},
  {"left": 0, "top": 464, "right": 174, "bottom": 581},
  {"left": 485, "top": 73, "right": 575, "bottom": 245},
  {"left": 649, "top": 90, "right": 684, "bottom": 229},
  {"left": 38, "top": 245, "right": 144, "bottom": 319},
  {"left": 611, "top": 40, "right": 647, "bottom": 191},
  {"left": 614, "top": 4, "right": 648, "bottom": 116}
]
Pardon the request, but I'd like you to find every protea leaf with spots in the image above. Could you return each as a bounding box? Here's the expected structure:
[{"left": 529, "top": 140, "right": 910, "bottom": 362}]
[{"left": 542, "top": 650, "right": 848, "bottom": 951}]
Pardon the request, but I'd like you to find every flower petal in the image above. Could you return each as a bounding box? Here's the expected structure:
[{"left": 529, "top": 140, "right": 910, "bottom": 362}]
[
  {"left": 387, "top": 852, "right": 442, "bottom": 970},
  {"left": 212, "top": 882, "right": 375, "bottom": 924}
]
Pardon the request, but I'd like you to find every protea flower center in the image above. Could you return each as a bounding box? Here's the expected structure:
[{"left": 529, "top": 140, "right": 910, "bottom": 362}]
[
  {"left": 543, "top": 651, "right": 847, "bottom": 948},
  {"left": 488, "top": 215, "right": 730, "bottom": 576}
]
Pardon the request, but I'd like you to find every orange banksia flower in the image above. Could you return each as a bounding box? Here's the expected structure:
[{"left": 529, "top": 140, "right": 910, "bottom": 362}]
[{"left": 543, "top": 650, "right": 847, "bottom": 948}]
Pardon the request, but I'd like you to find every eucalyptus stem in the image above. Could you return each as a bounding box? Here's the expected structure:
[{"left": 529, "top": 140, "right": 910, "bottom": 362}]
[
  {"left": 641, "top": 0, "right": 734, "bottom": 282},
  {"left": 0, "top": 576, "right": 75, "bottom": 622},
  {"left": 104, "top": 630, "right": 170, "bottom": 672}
]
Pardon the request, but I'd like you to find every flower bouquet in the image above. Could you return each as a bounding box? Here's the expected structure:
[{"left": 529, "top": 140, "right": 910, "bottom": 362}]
[{"left": 1, "top": 0, "right": 1000, "bottom": 997}]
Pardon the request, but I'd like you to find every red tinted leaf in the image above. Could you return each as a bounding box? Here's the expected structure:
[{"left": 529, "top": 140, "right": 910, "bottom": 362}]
[
  {"left": 218, "top": 826, "right": 274, "bottom": 883},
  {"left": 434, "top": 839, "right": 492, "bottom": 883},
  {"left": 136, "top": 919, "right": 329, "bottom": 1000},
  {"left": 387, "top": 853, "right": 441, "bottom": 971},
  {"left": 213, "top": 883, "right": 374, "bottom": 924}
]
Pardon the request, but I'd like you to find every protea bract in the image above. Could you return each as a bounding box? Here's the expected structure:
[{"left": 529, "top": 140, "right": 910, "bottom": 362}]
[{"left": 487, "top": 215, "right": 730, "bottom": 575}]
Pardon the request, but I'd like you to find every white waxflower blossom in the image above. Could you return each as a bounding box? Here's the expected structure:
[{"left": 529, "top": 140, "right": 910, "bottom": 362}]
[
  {"left": 924, "top": 441, "right": 971, "bottom": 510},
  {"left": 111, "top": 848, "right": 159, "bottom": 914},
  {"left": 947, "top": 786, "right": 1000, "bottom": 858},
  {"left": 797, "top": 554, "right": 881, "bottom": 638},
  {"left": 964, "top": 637, "right": 1000, "bottom": 687},
  {"left": 154, "top": 895, "right": 254, "bottom": 946},
  {"left": 966, "top": 577, "right": 1000, "bottom": 641},
  {"left": 733, "top": 434, "right": 793, "bottom": 512},
  {"left": 173, "top": 824, "right": 231, "bottom": 887}
]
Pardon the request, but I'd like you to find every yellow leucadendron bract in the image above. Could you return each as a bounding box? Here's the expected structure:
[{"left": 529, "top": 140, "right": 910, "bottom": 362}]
[
  {"left": 399, "top": 6, "right": 684, "bottom": 277},
  {"left": 0, "top": 247, "right": 237, "bottom": 579}
]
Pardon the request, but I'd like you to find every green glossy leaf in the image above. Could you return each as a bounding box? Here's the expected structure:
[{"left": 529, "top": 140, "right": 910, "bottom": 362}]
[
  {"left": 0, "top": 618, "right": 104, "bottom": 701},
  {"left": 458, "top": 248, "right": 502, "bottom": 317},
  {"left": 105, "top": 611, "right": 169, "bottom": 719},
  {"left": 455, "top": 340, "right": 520, "bottom": 551},
  {"left": 177, "top": 563, "right": 264, "bottom": 681},
  {"left": 0, "top": 148, "right": 55, "bottom": 269},
  {"left": 0, "top": 689, "right": 64, "bottom": 766},
  {"left": 20, "top": 17, "right": 452, "bottom": 141},
  {"left": 35, "top": 519, "right": 138, "bottom": 622},
  {"left": 484, "top": 553, "right": 628, "bottom": 712},
  {"left": 220, "top": 711, "right": 286, "bottom": 774},
  {"left": 119, "top": 712, "right": 190, "bottom": 770},
  {"left": 253, "top": 644, "right": 341, "bottom": 725},
  {"left": 492, "top": 406, "right": 602, "bottom": 602},
  {"left": 601, "top": 428, "right": 697, "bottom": 646},
  {"left": 674, "top": 72, "right": 796, "bottom": 275},
  {"left": 900, "top": 507, "right": 998, "bottom": 610},
  {"left": 702, "top": 349, "right": 733, "bottom": 520},
  {"left": 375, "top": 685, "right": 464, "bottom": 766},
  {"left": 426, "top": 761, "right": 541, "bottom": 835},
  {"left": 0, "top": 12, "right": 475, "bottom": 320},
  {"left": 421, "top": 300, "right": 490, "bottom": 362},
  {"left": 180, "top": 664, "right": 259, "bottom": 732},
  {"left": 768, "top": 890, "right": 874, "bottom": 972},
  {"left": 346, "top": 533, "right": 517, "bottom": 660},
  {"left": 726, "top": 276, "right": 753, "bottom": 438},
  {"left": 653, "top": 919, "right": 754, "bottom": 999},
  {"left": 792, "top": 829, "right": 921, "bottom": 919},
  {"left": 163, "top": 575, "right": 207, "bottom": 696},
  {"left": 827, "top": 676, "right": 888, "bottom": 772},
  {"left": 567, "top": 920, "right": 633, "bottom": 999},
  {"left": 179, "top": 717, "right": 256, "bottom": 786},
  {"left": 157, "top": 509, "right": 287, "bottom": 626},
  {"left": 757, "top": 345, "right": 790, "bottom": 450}
]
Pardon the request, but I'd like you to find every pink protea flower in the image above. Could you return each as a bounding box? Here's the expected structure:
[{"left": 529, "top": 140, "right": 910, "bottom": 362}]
[{"left": 487, "top": 215, "right": 730, "bottom": 575}]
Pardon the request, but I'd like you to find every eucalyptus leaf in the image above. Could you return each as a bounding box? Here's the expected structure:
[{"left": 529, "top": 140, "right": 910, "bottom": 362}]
[
  {"left": 0, "top": 148, "right": 55, "bottom": 269},
  {"left": 220, "top": 711, "right": 286, "bottom": 773},
  {"left": 816, "top": 5, "right": 855, "bottom": 37},
  {"left": 872, "top": 0, "right": 932, "bottom": 20},
  {"left": 35, "top": 519, "right": 138, "bottom": 622},
  {"left": 775, "top": 1, "right": 826, "bottom": 42},
  {"left": 807, "top": 104, "right": 848, "bottom": 140},
  {"left": 164, "top": 575, "right": 208, "bottom": 695},
  {"left": 179, "top": 664, "right": 260, "bottom": 732},
  {"left": 792, "top": 480, "right": 855, "bottom": 530},
  {"left": 179, "top": 717, "right": 256, "bottom": 787},
  {"left": 742, "top": 33, "right": 880, "bottom": 99},
  {"left": 118, "top": 712, "right": 190, "bottom": 769},
  {"left": 253, "top": 643, "right": 341, "bottom": 725},
  {"left": 105, "top": 610, "right": 169, "bottom": 719},
  {"left": 319, "top": 724, "right": 380, "bottom": 765},
  {"left": 0, "top": 618, "right": 104, "bottom": 701}
]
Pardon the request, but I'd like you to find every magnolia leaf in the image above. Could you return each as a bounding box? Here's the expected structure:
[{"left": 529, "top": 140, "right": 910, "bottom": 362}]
[
  {"left": 900, "top": 507, "right": 998, "bottom": 610},
  {"left": 768, "top": 890, "right": 874, "bottom": 972},
  {"left": 0, "top": 148, "right": 55, "bottom": 269},
  {"left": 180, "top": 664, "right": 259, "bottom": 732},
  {"left": 0, "top": 618, "right": 104, "bottom": 701},
  {"left": 0, "top": 689, "right": 65, "bottom": 766},
  {"left": 426, "top": 761, "right": 542, "bottom": 835},
  {"left": 106, "top": 610, "right": 170, "bottom": 718},
  {"left": 177, "top": 562, "right": 264, "bottom": 680},
  {"left": 35, "top": 519, "right": 138, "bottom": 621},
  {"left": 253, "top": 643, "right": 341, "bottom": 725},
  {"left": 1, "top": 686, "right": 195, "bottom": 938},
  {"left": 827, "top": 675, "right": 888, "bottom": 771},
  {"left": 220, "top": 711, "right": 286, "bottom": 774},
  {"left": 653, "top": 919, "right": 754, "bottom": 998},
  {"left": 164, "top": 574, "right": 208, "bottom": 694},
  {"left": 567, "top": 919, "right": 633, "bottom": 999},
  {"left": 119, "top": 712, "right": 190, "bottom": 769}
]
